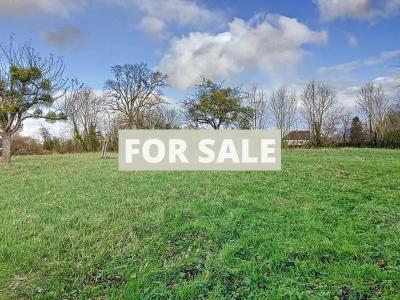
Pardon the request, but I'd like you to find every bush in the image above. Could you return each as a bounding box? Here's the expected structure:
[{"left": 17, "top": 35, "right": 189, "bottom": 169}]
[
  {"left": 11, "top": 135, "right": 44, "bottom": 155},
  {"left": 53, "top": 139, "right": 76, "bottom": 154}
]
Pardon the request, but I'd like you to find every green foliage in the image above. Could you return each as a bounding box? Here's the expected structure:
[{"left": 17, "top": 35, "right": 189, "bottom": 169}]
[
  {"left": 10, "top": 66, "right": 42, "bottom": 84},
  {"left": 72, "top": 121, "right": 84, "bottom": 151},
  {"left": 40, "top": 79, "right": 51, "bottom": 91},
  {"left": 40, "top": 126, "right": 59, "bottom": 152},
  {"left": 183, "top": 78, "right": 253, "bottom": 129},
  {"left": 45, "top": 111, "right": 66, "bottom": 123},
  {"left": 1, "top": 149, "right": 400, "bottom": 298},
  {"left": 0, "top": 41, "right": 66, "bottom": 141},
  {"left": 83, "top": 124, "right": 100, "bottom": 152},
  {"left": 350, "top": 116, "right": 365, "bottom": 147},
  {"left": 72, "top": 122, "right": 101, "bottom": 152}
]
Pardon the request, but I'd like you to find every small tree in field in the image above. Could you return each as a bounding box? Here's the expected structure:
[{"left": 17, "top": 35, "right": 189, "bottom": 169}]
[
  {"left": 183, "top": 78, "right": 253, "bottom": 129},
  {"left": 350, "top": 116, "right": 365, "bottom": 147},
  {"left": 0, "top": 40, "right": 68, "bottom": 165}
]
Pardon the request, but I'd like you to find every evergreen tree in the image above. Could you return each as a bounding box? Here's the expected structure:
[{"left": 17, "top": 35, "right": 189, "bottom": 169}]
[
  {"left": 350, "top": 117, "right": 364, "bottom": 147},
  {"left": 84, "top": 124, "right": 100, "bottom": 152}
]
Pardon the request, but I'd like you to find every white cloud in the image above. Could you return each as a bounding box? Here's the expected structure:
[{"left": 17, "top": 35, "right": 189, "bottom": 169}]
[
  {"left": 315, "top": 0, "right": 400, "bottom": 21},
  {"left": 364, "top": 50, "right": 400, "bottom": 65},
  {"left": 373, "top": 76, "right": 400, "bottom": 100},
  {"left": 20, "top": 119, "right": 70, "bottom": 139},
  {"left": 133, "top": 0, "right": 221, "bottom": 26},
  {"left": 323, "top": 75, "right": 400, "bottom": 108},
  {"left": 336, "top": 85, "right": 363, "bottom": 107},
  {"left": 117, "top": 0, "right": 225, "bottom": 38},
  {"left": 318, "top": 50, "right": 400, "bottom": 74},
  {"left": 137, "top": 17, "right": 167, "bottom": 39},
  {"left": 316, "top": 0, "right": 371, "bottom": 21},
  {"left": 0, "top": 0, "right": 82, "bottom": 16},
  {"left": 347, "top": 34, "right": 358, "bottom": 47},
  {"left": 158, "top": 14, "right": 328, "bottom": 90}
]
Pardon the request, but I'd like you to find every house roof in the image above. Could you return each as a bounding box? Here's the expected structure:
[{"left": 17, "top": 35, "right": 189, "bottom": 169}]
[{"left": 284, "top": 131, "right": 310, "bottom": 140}]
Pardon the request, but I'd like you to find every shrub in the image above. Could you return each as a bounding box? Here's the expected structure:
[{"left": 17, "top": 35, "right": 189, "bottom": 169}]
[{"left": 11, "top": 135, "right": 44, "bottom": 155}]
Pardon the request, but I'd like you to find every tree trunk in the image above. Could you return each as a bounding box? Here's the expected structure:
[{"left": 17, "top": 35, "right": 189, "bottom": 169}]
[
  {"left": 101, "top": 135, "right": 108, "bottom": 159},
  {"left": 1, "top": 132, "right": 12, "bottom": 166}
]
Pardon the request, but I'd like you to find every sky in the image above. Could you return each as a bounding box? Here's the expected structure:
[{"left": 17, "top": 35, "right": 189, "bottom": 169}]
[{"left": 0, "top": 0, "right": 399, "bottom": 136}]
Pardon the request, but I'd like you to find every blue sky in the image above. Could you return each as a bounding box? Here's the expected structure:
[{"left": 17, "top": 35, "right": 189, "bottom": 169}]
[{"left": 0, "top": 0, "right": 399, "bottom": 135}]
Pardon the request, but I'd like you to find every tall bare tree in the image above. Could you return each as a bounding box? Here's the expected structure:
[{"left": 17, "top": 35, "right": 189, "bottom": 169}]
[
  {"left": 396, "top": 65, "right": 400, "bottom": 108},
  {"left": 357, "top": 83, "right": 389, "bottom": 146},
  {"left": 337, "top": 108, "right": 353, "bottom": 145},
  {"left": 0, "top": 40, "right": 68, "bottom": 165},
  {"left": 270, "top": 86, "right": 297, "bottom": 139},
  {"left": 65, "top": 85, "right": 105, "bottom": 151},
  {"left": 104, "top": 63, "right": 167, "bottom": 129},
  {"left": 66, "top": 86, "right": 103, "bottom": 133},
  {"left": 246, "top": 85, "right": 268, "bottom": 129},
  {"left": 301, "top": 80, "right": 337, "bottom": 146},
  {"left": 323, "top": 107, "right": 345, "bottom": 145}
]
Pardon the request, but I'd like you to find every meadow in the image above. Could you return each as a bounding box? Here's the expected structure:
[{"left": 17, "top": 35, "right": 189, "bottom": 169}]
[{"left": 0, "top": 149, "right": 399, "bottom": 299}]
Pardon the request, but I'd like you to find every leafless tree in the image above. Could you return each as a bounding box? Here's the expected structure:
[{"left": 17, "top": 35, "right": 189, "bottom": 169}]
[
  {"left": 396, "top": 66, "right": 400, "bottom": 109},
  {"left": 270, "top": 86, "right": 297, "bottom": 139},
  {"left": 158, "top": 107, "right": 184, "bottom": 129},
  {"left": 301, "top": 80, "right": 337, "bottom": 146},
  {"left": 104, "top": 63, "right": 167, "bottom": 129},
  {"left": 100, "top": 111, "right": 122, "bottom": 152},
  {"left": 246, "top": 85, "right": 268, "bottom": 129},
  {"left": 337, "top": 108, "right": 353, "bottom": 145},
  {"left": 0, "top": 39, "right": 69, "bottom": 165},
  {"left": 135, "top": 106, "right": 183, "bottom": 129},
  {"left": 66, "top": 86, "right": 103, "bottom": 133},
  {"left": 323, "top": 107, "right": 346, "bottom": 145},
  {"left": 357, "top": 83, "right": 390, "bottom": 146}
]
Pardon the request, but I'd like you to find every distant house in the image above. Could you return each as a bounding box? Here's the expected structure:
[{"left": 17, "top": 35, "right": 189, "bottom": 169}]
[{"left": 283, "top": 131, "right": 310, "bottom": 146}]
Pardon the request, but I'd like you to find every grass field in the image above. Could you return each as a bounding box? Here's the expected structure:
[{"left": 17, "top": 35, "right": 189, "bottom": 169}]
[{"left": 0, "top": 149, "right": 399, "bottom": 299}]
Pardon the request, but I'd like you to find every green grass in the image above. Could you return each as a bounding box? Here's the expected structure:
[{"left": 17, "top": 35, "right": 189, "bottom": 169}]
[{"left": 0, "top": 149, "right": 399, "bottom": 299}]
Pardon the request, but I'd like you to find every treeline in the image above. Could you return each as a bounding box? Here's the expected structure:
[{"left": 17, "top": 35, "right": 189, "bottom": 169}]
[
  {"left": 1, "top": 40, "right": 400, "bottom": 165},
  {"left": 8, "top": 64, "right": 400, "bottom": 156},
  {"left": 45, "top": 70, "right": 400, "bottom": 153}
]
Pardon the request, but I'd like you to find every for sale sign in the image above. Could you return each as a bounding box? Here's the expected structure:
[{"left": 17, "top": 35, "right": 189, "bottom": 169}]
[{"left": 119, "top": 130, "right": 281, "bottom": 171}]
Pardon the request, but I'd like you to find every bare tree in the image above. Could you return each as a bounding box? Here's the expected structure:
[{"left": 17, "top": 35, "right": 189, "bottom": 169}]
[
  {"left": 323, "top": 107, "right": 346, "bottom": 145},
  {"left": 136, "top": 106, "right": 183, "bottom": 129},
  {"left": 0, "top": 39, "right": 68, "bottom": 165},
  {"left": 246, "top": 85, "right": 268, "bottom": 129},
  {"left": 301, "top": 80, "right": 337, "bottom": 146},
  {"left": 100, "top": 111, "right": 122, "bottom": 155},
  {"left": 157, "top": 107, "right": 183, "bottom": 129},
  {"left": 104, "top": 63, "right": 167, "bottom": 129},
  {"left": 396, "top": 66, "right": 400, "bottom": 108},
  {"left": 357, "top": 83, "right": 390, "bottom": 146},
  {"left": 337, "top": 108, "right": 353, "bottom": 145},
  {"left": 270, "top": 86, "right": 297, "bottom": 139},
  {"left": 66, "top": 86, "right": 103, "bottom": 133}
]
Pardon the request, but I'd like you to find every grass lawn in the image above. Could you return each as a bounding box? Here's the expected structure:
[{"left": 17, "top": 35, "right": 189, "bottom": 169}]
[{"left": 0, "top": 149, "right": 399, "bottom": 299}]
